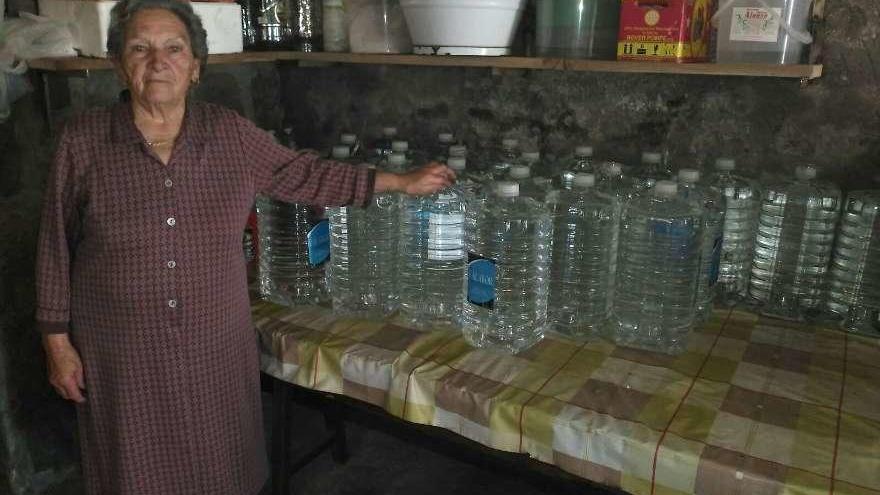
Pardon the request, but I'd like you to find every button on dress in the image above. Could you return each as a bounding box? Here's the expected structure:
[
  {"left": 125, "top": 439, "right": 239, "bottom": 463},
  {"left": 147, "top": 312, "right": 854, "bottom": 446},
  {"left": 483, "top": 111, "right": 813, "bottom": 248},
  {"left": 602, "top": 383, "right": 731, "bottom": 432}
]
[{"left": 35, "top": 102, "right": 376, "bottom": 495}]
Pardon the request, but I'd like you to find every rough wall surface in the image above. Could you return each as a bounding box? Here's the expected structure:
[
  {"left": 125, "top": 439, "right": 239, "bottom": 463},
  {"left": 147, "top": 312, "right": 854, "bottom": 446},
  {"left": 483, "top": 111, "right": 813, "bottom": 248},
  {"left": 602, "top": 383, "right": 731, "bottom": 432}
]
[{"left": 279, "top": 2, "right": 880, "bottom": 190}]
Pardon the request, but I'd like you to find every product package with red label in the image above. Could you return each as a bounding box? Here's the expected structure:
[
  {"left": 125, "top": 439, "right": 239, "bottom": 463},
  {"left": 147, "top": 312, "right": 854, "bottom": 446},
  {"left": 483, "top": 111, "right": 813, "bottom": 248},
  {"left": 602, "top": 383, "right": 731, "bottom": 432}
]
[{"left": 617, "top": 0, "right": 715, "bottom": 62}]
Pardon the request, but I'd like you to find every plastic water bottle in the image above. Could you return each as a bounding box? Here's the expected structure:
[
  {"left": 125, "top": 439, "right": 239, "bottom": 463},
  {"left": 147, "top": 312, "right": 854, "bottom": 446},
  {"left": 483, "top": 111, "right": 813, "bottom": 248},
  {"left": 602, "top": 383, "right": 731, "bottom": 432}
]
[
  {"left": 597, "top": 161, "right": 637, "bottom": 202},
  {"left": 462, "top": 181, "right": 553, "bottom": 353},
  {"left": 824, "top": 191, "right": 880, "bottom": 335},
  {"left": 633, "top": 151, "right": 671, "bottom": 193},
  {"left": 556, "top": 145, "right": 595, "bottom": 190},
  {"left": 448, "top": 144, "right": 468, "bottom": 159},
  {"left": 509, "top": 165, "right": 548, "bottom": 200},
  {"left": 610, "top": 181, "right": 703, "bottom": 354},
  {"left": 433, "top": 132, "right": 455, "bottom": 160},
  {"left": 447, "top": 157, "right": 483, "bottom": 196},
  {"left": 398, "top": 187, "right": 467, "bottom": 327},
  {"left": 492, "top": 138, "right": 520, "bottom": 179},
  {"left": 678, "top": 169, "right": 725, "bottom": 322},
  {"left": 548, "top": 173, "right": 620, "bottom": 338},
  {"left": 708, "top": 158, "right": 761, "bottom": 304},
  {"left": 372, "top": 126, "right": 398, "bottom": 162},
  {"left": 750, "top": 165, "right": 841, "bottom": 320},
  {"left": 327, "top": 157, "right": 401, "bottom": 316},
  {"left": 340, "top": 133, "right": 360, "bottom": 158}
]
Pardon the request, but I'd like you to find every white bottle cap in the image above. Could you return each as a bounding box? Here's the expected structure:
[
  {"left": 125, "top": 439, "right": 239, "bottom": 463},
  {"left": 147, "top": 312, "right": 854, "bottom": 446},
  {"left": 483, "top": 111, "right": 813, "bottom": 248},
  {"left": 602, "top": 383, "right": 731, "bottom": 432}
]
[
  {"left": 575, "top": 145, "right": 594, "bottom": 157},
  {"left": 573, "top": 173, "right": 595, "bottom": 188},
  {"left": 438, "top": 132, "right": 454, "bottom": 143},
  {"left": 796, "top": 165, "right": 818, "bottom": 180},
  {"left": 382, "top": 127, "right": 398, "bottom": 137},
  {"left": 604, "top": 162, "right": 623, "bottom": 177},
  {"left": 331, "top": 145, "right": 350, "bottom": 159},
  {"left": 340, "top": 133, "right": 357, "bottom": 145},
  {"left": 502, "top": 138, "right": 519, "bottom": 148},
  {"left": 654, "top": 180, "right": 678, "bottom": 197},
  {"left": 448, "top": 144, "right": 467, "bottom": 157},
  {"left": 391, "top": 140, "right": 409, "bottom": 153},
  {"left": 715, "top": 158, "right": 736, "bottom": 171},
  {"left": 388, "top": 153, "right": 407, "bottom": 167},
  {"left": 495, "top": 181, "right": 520, "bottom": 198},
  {"left": 522, "top": 151, "right": 541, "bottom": 163},
  {"left": 447, "top": 157, "right": 466, "bottom": 171},
  {"left": 642, "top": 151, "right": 662, "bottom": 165},
  {"left": 678, "top": 168, "right": 701, "bottom": 183},
  {"left": 509, "top": 165, "right": 531, "bottom": 179}
]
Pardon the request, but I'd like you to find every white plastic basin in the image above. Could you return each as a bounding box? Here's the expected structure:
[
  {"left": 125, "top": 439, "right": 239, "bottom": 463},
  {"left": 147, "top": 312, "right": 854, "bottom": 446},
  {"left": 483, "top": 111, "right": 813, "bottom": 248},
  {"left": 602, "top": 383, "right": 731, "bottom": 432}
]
[{"left": 400, "top": 0, "right": 527, "bottom": 56}]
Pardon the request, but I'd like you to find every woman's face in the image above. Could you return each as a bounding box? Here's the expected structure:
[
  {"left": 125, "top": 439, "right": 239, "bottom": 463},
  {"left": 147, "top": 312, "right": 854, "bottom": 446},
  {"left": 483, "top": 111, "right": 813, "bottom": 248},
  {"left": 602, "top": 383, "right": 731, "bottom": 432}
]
[{"left": 118, "top": 8, "right": 200, "bottom": 108}]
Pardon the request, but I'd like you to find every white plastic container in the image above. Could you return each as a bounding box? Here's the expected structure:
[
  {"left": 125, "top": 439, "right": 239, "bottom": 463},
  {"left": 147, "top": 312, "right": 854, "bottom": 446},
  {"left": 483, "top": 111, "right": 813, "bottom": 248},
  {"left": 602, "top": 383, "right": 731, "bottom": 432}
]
[
  {"left": 400, "top": 0, "right": 527, "bottom": 56},
  {"left": 38, "top": 0, "right": 243, "bottom": 57},
  {"left": 712, "top": 0, "right": 813, "bottom": 64},
  {"left": 346, "top": 0, "right": 412, "bottom": 53}
]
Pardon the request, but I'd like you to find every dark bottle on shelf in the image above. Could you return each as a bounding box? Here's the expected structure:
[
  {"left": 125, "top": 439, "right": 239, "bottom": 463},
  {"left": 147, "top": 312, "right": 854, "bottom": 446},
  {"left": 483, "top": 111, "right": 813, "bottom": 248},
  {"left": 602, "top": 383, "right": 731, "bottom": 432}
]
[
  {"left": 256, "top": 0, "right": 297, "bottom": 49},
  {"left": 237, "top": 0, "right": 259, "bottom": 49},
  {"left": 293, "top": 0, "right": 323, "bottom": 52}
]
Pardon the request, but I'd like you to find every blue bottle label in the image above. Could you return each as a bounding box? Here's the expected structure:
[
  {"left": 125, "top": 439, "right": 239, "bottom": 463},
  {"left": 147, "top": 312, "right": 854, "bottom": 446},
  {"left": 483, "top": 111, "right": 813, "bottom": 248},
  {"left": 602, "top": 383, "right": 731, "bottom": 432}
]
[
  {"left": 307, "top": 219, "right": 330, "bottom": 267},
  {"left": 467, "top": 253, "right": 496, "bottom": 309},
  {"left": 709, "top": 235, "right": 723, "bottom": 286}
]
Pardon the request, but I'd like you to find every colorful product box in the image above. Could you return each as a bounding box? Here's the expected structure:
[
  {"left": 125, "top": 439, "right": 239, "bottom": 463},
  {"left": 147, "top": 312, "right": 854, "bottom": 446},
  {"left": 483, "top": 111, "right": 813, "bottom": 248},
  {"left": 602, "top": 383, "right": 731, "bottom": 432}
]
[{"left": 617, "top": 0, "right": 715, "bottom": 62}]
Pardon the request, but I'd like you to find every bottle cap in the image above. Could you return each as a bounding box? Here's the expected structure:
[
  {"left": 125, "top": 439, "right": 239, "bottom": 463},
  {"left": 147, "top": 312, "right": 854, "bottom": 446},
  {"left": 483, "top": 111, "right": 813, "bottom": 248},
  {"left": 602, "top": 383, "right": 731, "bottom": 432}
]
[
  {"left": 447, "top": 157, "right": 466, "bottom": 171},
  {"left": 438, "top": 132, "right": 454, "bottom": 143},
  {"left": 391, "top": 140, "right": 409, "bottom": 153},
  {"left": 796, "top": 165, "right": 817, "bottom": 180},
  {"left": 502, "top": 138, "right": 519, "bottom": 149},
  {"left": 448, "top": 144, "right": 467, "bottom": 157},
  {"left": 340, "top": 133, "right": 357, "bottom": 145},
  {"left": 388, "top": 153, "right": 407, "bottom": 167},
  {"left": 496, "top": 181, "right": 520, "bottom": 198},
  {"left": 575, "top": 145, "right": 594, "bottom": 157},
  {"left": 573, "top": 173, "right": 595, "bottom": 188},
  {"left": 715, "top": 158, "right": 736, "bottom": 171},
  {"left": 382, "top": 127, "right": 398, "bottom": 137},
  {"left": 604, "top": 162, "right": 623, "bottom": 176},
  {"left": 509, "top": 165, "right": 531, "bottom": 179},
  {"left": 331, "top": 145, "right": 350, "bottom": 159},
  {"left": 522, "top": 151, "right": 541, "bottom": 163},
  {"left": 654, "top": 180, "right": 678, "bottom": 197},
  {"left": 642, "top": 151, "right": 662, "bottom": 165},
  {"left": 678, "top": 168, "right": 701, "bottom": 183}
]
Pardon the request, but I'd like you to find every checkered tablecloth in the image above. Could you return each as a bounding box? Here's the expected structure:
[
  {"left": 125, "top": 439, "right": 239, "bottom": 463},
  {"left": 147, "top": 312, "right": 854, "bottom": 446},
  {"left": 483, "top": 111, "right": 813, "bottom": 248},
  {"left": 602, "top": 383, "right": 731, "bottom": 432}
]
[{"left": 254, "top": 301, "right": 880, "bottom": 495}]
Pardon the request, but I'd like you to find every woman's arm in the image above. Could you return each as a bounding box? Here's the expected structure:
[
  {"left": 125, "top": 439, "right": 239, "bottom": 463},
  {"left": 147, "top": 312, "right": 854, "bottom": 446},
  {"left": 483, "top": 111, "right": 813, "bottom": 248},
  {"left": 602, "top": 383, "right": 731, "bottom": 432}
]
[{"left": 375, "top": 163, "right": 456, "bottom": 196}]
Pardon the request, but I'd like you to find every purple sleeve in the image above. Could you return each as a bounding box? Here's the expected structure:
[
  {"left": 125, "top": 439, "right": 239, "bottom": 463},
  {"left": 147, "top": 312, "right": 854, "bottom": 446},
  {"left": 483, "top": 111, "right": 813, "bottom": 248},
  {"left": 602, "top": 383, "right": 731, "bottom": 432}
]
[{"left": 237, "top": 116, "right": 375, "bottom": 207}]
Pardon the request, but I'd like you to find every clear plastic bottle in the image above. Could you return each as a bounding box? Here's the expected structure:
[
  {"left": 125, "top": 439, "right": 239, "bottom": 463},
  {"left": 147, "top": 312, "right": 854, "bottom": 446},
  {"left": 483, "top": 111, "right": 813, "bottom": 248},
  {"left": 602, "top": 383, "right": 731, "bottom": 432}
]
[
  {"left": 749, "top": 165, "right": 841, "bottom": 320},
  {"left": 492, "top": 138, "right": 520, "bottom": 179},
  {"left": 462, "top": 181, "right": 553, "bottom": 353},
  {"left": 372, "top": 126, "right": 398, "bottom": 162},
  {"left": 597, "top": 161, "right": 637, "bottom": 203},
  {"left": 509, "top": 165, "right": 548, "bottom": 200},
  {"left": 340, "top": 133, "right": 361, "bottom": 158},
  {"left": 824, "top": 191, "right": 880, "bottom": 335},
  {"left": 548, "top": 173, "right": 621, "bottom": 338},
  {"left": 556, "top": 145, "right": 595, "bottom": 190},
  {"left": 633, "top": 151, "right": 672, "bottom": 193},
  {"left": 678, "top": 169, "right": 725, "bottom": 322},
  {"left": 448, "top": 144, "right": 468, "bottom": 159},
  {"left": 398, "top": 186, "right": 467, "bottom": 328},
  {"left": 609, "top": 181, "right": 703, "bottom": 354},
  {"left": 708, "top": 158, "right": 761, "bottom": 304},
  {"left": 433, "top": 132, "right": 455, "bottom": 160}
]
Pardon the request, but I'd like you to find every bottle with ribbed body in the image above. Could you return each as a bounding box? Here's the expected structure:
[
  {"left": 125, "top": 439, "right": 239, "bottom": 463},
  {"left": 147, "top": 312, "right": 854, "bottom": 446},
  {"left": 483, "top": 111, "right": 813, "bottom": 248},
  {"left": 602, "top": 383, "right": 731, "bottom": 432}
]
[
  {"left": 462, "top": 182, "right": 553, "bottom": 353},
  {"left": 678, "top": 169, "right": 725, "bottom": 322},
  {"left": 398, "top": 186, "right": 467, "bottom": 328},
  {"left": 556, "top": 145, "right": 595, "bottom": 190},
  {"left": 824, "top": 190, "right": 880, "bottom": 335},
  {"left": 609, "top": 181, "right": 703, "bottom": 354},
  {"left": 708, "top": 158, "right": 761, "bottom": 304},
  {"left": 632, "top": 151, "right": 672, "bottom": 193},
  {"left": 749, "top": 165, "right": 841, "bottom": 320},
  {"left": 548, "top": 174, "right": 620, "bottom": 338},
  {"left": 509, "top": 165, "right": 549, "bottom": 201},
  {"left": 492, "top": 138, "right": 520, "bottom": 179}
]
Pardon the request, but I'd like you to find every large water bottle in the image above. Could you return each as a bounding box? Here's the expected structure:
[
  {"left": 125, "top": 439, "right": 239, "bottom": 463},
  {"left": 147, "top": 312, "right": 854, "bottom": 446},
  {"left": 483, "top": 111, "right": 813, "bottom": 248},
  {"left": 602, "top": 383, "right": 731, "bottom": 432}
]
[
  {"left": 750, "top": 165, "right": 841, "bottom": 320},
  {"left": 633, "top": 151, "right": 672, "bottom": 192},
  {"left": 708, "top": 158, "right": 761, "bottom": 304},
  {"left": 678, "top": 169, "right": 725, "bottom": 322},
  {"left": 327, "top": 156, "right": 401, "bottom": 316},
  {"left": 372, "top": 126, "right": 398, "bottom": 162},
  {"left": 492, "top": 138, "right": 520, "bottom": 179},
  {"left": 398, "top": 186, "right": 467, "bottom": 327},
  {"left": 597, "top": 161, "right": 637, "bottom": 203},
  {"left": 609, "top": 181, "right": 703, "bottom": 354},
  {"left": 462, "top": 182, "right": 553, "bottom": 353},
  {"left": 824, "top": 190, "right": 880, "bottom": 335},
  {"left": 433, "top": 132, "right": 455, "bottom": 160},
  {"left": 509, "top": 165, "right": 548, "bottom": 200},
  {"left": 548, "top": 173, "right": 620, "bottom": 338},
  {"left": 556, "top": 145, "right": 595, "bottom": 190}
]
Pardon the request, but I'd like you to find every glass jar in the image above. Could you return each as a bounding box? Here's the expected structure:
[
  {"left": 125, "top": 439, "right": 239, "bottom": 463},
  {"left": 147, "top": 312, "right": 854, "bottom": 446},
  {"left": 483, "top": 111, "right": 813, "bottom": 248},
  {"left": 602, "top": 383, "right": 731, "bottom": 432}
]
[
  {"left": 346, "top": 0, "right": 412, "bottom": 53},
  {"left": 536, "top": 0, "right": 620, "bottom": 59},
  {"left": 323, "top": 0, "right": 349, "bottom": 52}
]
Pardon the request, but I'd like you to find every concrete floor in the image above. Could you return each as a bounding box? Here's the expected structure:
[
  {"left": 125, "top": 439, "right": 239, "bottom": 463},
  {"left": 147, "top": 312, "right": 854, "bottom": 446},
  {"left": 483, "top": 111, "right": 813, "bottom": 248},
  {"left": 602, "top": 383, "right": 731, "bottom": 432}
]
[{"left": 43, "top": 391, "right": 609, "bottom": 495}]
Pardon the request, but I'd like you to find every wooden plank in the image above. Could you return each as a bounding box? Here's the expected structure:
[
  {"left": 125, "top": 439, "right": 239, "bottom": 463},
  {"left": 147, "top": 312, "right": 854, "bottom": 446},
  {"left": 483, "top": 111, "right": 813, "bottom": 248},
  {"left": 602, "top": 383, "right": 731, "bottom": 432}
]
[{"left": 25, "top": 52, "right": 824, "bottom": 79}]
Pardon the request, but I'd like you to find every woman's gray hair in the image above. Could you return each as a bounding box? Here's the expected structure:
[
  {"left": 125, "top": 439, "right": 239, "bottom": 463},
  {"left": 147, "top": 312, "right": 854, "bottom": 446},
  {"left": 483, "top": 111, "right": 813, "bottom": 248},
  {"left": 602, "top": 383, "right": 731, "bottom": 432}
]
[{"left": 106, "top": 0, "right": 209, "bottom": 68}]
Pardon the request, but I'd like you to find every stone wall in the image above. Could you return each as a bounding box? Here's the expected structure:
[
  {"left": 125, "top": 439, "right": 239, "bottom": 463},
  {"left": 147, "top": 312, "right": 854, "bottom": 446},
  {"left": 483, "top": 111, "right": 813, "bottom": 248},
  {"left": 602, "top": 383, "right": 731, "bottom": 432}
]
[{"left": 278, "top": 1, "right": 880, "bottom": 191}]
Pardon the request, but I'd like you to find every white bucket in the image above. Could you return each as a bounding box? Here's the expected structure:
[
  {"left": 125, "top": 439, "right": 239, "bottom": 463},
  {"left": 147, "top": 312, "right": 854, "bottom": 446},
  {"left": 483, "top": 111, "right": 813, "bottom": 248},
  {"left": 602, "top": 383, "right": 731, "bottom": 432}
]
[{"left": 400, "top": 0, "right": 526, "bottom": 56}]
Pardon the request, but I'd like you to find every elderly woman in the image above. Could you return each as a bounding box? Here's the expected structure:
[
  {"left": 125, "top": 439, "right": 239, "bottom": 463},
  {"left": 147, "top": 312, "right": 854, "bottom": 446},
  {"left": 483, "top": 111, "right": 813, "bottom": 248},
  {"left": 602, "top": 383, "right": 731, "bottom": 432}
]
[{"left": 34, "top": 0, "right": 453, "bottom": 493}]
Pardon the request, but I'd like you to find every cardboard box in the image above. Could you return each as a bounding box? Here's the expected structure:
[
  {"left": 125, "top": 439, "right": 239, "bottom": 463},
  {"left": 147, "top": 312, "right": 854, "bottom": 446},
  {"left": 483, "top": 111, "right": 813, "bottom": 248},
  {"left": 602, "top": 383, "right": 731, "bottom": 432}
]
[
  {"left": 37, "top": 0, "right": 243, "bottom": 58},
  {"left": 617, "top": 0, "right": 714, "bottom": 62}
]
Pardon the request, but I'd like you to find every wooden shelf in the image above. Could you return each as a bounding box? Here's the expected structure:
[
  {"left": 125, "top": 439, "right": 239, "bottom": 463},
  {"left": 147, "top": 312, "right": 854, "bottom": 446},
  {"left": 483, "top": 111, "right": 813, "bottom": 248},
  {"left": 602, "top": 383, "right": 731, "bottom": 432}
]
[{"left": 27, "top": 51, "right": 823, "bottom": 79}]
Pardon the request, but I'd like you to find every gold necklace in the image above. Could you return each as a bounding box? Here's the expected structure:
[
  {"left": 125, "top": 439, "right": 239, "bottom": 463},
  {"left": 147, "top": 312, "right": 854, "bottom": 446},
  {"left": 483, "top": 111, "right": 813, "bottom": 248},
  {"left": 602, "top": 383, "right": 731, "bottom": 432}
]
[{"left": 146, "top": 138, "right": 174, "bottom": 148}]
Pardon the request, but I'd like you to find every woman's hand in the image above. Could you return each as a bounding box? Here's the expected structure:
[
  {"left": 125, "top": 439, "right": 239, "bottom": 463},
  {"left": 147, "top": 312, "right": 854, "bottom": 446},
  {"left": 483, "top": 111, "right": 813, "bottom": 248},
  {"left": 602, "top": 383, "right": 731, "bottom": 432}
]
[
  {"left": 376, "top": 162, "right": 456, "bottom": 196},
  {"left": 43, "top": 334, "right": 86, "bottom": 403}
]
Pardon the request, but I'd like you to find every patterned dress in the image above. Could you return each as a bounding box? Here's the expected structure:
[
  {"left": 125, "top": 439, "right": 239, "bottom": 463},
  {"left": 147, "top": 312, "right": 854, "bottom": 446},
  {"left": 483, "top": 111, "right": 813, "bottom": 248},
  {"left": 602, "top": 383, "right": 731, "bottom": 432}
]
[{"left": 35, "top": 102, "right": 375, "bottom": 495}]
